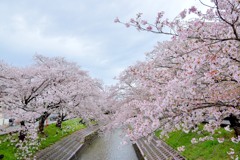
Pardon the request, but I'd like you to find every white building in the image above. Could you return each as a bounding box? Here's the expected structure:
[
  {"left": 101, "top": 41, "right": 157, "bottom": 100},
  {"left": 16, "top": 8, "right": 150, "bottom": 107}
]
[
  {"left": 0, "top": 108, "right": 3, "bottom": 126},
  {"left": 0, "top": 108, "right": 9, "bottom": 126}
]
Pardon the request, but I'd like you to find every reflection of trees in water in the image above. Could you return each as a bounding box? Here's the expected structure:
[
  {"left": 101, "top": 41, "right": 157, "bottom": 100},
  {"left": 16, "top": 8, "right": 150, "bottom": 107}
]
[{"left": 76, "top": 130, "right": 138, "bottom": 160}]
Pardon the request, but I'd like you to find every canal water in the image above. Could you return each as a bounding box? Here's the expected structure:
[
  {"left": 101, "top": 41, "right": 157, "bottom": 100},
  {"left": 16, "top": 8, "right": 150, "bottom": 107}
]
[{"left": 75, "top": 130, "right": 138, "bottom": 160}]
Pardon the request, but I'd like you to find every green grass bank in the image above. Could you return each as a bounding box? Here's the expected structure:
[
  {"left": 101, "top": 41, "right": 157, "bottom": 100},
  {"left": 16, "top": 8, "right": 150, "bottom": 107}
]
[
  {"left": 0, "top": 118, "right": 85, "bottom": 160},
  {"left": 155, "top": 127, "right": 240, "bottom": 160}
]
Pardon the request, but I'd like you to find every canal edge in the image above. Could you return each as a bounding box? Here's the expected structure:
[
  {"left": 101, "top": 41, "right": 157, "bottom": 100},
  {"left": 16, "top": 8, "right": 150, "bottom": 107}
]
[{"left": 69, "top": 130, "right": 99, "bottom": 160}]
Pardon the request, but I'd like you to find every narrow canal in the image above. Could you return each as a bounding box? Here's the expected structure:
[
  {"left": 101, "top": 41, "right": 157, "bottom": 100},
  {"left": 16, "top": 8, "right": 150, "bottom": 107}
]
[{"left": 75, "top": 129, "right": 138, "bottom": 160}]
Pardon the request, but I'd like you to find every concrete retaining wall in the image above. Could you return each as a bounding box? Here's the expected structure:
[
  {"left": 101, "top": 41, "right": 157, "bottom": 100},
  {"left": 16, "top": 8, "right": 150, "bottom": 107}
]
[
  {"left": 133, "top": 143, "right": 145, "bottom": 160},
  {"left": 70, "top": 131, "right": 99, "bottom": 160}
]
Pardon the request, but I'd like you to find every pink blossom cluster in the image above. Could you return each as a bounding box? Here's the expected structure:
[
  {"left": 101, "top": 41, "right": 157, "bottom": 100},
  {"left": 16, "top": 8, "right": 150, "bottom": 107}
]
[
  {"left": 231, "top": 136, "right": 240, "bottom": 143},
  {"left": 227, "top": 148, "right": 239, "bottom": 160},
  {"left": 177, "top": 146, "right": 185, "bottom": 152}
]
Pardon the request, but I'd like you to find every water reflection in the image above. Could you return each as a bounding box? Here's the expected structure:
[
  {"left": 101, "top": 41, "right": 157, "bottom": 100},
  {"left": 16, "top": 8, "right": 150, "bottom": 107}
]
[{"left": 76, "top": 129, "right": 138, "bottom": 160}]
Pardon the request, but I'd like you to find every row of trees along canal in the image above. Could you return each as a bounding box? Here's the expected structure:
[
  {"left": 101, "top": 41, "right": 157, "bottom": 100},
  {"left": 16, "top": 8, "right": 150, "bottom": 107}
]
[
  {"left": 0, "top": 55, "right": 109, "bottom": 159},
  {"left": 108, "top": 0, "right": 240, "bottom": 157}
]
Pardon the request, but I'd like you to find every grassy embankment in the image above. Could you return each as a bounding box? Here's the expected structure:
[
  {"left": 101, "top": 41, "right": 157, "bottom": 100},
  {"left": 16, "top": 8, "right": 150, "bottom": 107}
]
[
  {"left": 155, "top": 126, "right": 240, "bottom": 160},
  {"left": 0, "top": 118, "right": 85, "bottom": 160}
]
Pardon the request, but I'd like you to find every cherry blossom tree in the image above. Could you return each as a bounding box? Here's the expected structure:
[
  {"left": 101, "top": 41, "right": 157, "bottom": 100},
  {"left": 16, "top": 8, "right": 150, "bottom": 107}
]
[
  {"left": 0, "top": 55, "right": 105, "bottom": 159},
  {"left": 0, "top": 62, "right": 41, "bottom": 159},
  {"left": 26, "top": 55, "right": 103, "bottom": 131},
  {"left": 112, "top": 0, "right": 240, "bottom": 144}
]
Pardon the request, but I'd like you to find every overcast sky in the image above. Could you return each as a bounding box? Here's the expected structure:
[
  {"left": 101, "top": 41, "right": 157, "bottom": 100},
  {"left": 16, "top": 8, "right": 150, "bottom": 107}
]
[{"left": 0, "top": 0, "right": 203, "bottom": 85}]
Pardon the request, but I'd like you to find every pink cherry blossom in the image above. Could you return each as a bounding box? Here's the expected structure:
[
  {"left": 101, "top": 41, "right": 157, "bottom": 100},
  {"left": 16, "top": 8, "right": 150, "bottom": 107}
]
[
  {"left": 125, "top": 23, "right": 130, "bottom": 28},
  {"left": 191, "top": 138, "right": 198, "bottom": 144},
  {"left": 177, "top": 146, "right": 185, "bottom": 152},
  {"left": 141, "top": 20, "right": 147, "bottom": 25},
  {"left": 146, "top": 25, "right": 152, "bottom": 31},
  {"left": 217, "top": 138, "right": 225, "bottom": 143},
  {"left": 179, "top": 10, "right": 187, "bottom": 19},
  {"left": 189, "top": 6, "right": 197, "bottom": 13},
  {"left": 114, "top": 17, "right": 120, "bottom": 23}
]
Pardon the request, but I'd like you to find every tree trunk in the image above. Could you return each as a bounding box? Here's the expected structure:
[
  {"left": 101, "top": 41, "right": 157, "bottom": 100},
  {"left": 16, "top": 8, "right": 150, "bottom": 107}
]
[
  {"left": 228, "top": 114, "right": 240, "bottom": 136},
  {"left": 18, "top": 121, "right": 27, "bottom": 141},
  {"left": 56, "top": 113, "right": 66, "bottom": 129},
  {"left": 38, "top": 112, "right": 50, "bottom": 134},
  {"left": 56, "top": 117, "right": 62, "bottom": 129}
]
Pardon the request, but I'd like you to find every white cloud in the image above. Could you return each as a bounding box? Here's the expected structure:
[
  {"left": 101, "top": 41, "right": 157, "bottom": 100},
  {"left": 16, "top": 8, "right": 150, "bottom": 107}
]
[
  {"left": 0, "top": 14, "right": 103, "bottom": 57},
  {"left": 0, "top": 0, "right": 206, "bottom": 85}
]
